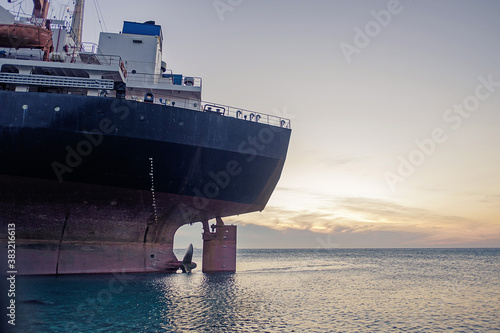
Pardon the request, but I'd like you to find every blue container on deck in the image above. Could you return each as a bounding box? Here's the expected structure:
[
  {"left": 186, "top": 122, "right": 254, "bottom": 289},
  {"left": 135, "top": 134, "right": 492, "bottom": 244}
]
[
  {"left": 172, "top": 74, "right": 182, "bottom": 85},
  {"left": 122, "top": 21, "right": 162, "bottom": 38},
  {"left": 162, "top": 74, "right": 183, "bottom": 85}
]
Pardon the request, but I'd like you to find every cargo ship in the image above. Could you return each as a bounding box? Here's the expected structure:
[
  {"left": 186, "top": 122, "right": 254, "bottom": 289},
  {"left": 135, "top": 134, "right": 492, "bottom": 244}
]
[{"left": 0, "top": 1, "right": 291, "bottom": 274}]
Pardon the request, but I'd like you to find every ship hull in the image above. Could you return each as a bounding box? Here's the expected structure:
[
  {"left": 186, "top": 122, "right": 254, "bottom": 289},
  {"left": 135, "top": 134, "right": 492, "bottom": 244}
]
[{"left": 0, "top": 91, "right": 291, "bottom": 274}]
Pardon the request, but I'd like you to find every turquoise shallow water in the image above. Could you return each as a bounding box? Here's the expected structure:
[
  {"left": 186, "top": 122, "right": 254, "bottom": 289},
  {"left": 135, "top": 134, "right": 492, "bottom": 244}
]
[{"left": 6, "top": 248, "right": 500, "bottom": 332}]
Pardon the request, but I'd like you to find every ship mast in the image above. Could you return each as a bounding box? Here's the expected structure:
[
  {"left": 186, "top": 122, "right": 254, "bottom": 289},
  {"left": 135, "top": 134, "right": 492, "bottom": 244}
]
[{"left": 71, "top": 0, "right": 85, "bottom": 50}]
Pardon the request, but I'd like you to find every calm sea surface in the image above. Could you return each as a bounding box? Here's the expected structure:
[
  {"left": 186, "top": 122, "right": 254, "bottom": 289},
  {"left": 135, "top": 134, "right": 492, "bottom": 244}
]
[{"left": 8, "top": 249, "right": 500, "bottom": 332}]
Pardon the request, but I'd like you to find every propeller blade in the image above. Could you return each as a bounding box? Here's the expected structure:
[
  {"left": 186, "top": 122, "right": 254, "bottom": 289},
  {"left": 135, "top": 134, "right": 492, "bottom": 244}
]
[
  {"left": 182, "top": 243, "right": 194, "bottom": 264},
  {"left": 181, "top": 244, "right": 197, "bottom": 273}
]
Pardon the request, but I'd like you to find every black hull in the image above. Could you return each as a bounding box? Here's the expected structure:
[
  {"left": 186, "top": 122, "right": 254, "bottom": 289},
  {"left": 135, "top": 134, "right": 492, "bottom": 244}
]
[{"left": 0, "top": 91, "right": 291, "bottom": 274}]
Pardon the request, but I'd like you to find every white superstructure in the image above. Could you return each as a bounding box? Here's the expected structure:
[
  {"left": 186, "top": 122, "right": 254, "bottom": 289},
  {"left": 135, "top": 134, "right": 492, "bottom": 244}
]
[
  {"left": 97, "top": 21, "right": 202, "bottom": 110},
  {"left": 0, "top": 4, "right": 289, "bottom": 127}
]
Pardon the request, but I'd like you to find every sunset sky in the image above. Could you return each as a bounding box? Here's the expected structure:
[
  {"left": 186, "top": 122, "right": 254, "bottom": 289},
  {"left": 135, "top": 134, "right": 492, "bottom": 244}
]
[{"left": 4, "top": 0, "right": 499, "bottom": 248}]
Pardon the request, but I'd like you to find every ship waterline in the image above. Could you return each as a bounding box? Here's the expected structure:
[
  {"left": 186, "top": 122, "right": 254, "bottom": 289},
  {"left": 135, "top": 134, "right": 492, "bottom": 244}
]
[{"left": 1, "top": 176, "right": 256, "bottom": 275}]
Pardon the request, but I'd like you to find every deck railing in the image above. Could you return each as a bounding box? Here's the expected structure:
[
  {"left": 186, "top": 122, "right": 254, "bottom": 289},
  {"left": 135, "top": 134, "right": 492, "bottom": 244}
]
[
  {"left": 126, "top": 72, "right": 203, "bottom": 88},
  {"left": 76, "top": 53, "right": 124, "bottom": 67},
  {"left": 200, "top": 102, "right": 291, "bottom": 128},
  {"left": 126, "top": 94, "right": 290, "bottom": 128}
]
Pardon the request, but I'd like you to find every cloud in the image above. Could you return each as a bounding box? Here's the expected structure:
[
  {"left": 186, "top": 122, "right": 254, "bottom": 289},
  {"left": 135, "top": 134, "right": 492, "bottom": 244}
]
[
  {"left": 289, "top": 151, "right": 373, "bottom": 171},
  {"left": 226, "top": 195, "right": 500, "bottom": 247},
  {"left": 235, "top": 224, "right": 429, "bottom": 249},
  {"left": 480, "top": 194, "right": 500, "bottom": 205},
  {"left": 321, "top": 156, "right": 374, "bottom": 168}
]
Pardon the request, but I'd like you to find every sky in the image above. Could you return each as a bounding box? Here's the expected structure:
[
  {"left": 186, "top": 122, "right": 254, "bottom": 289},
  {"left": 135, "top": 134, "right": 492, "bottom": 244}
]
[{"left": 3, "top": 0, "right": 500, "bottom": 249}]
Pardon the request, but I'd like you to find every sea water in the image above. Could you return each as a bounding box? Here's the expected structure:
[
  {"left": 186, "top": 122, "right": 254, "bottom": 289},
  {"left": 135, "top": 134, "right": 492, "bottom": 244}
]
[{"left": 8, "top": 249, "right": 500, "bottom": 332}]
